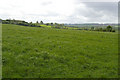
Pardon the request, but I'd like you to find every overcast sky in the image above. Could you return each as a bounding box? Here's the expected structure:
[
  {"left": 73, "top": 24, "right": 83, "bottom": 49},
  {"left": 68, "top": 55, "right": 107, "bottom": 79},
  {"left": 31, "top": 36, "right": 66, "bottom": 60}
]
[{"left": 0, "top": 0, "right": 119, "bottom": 23}]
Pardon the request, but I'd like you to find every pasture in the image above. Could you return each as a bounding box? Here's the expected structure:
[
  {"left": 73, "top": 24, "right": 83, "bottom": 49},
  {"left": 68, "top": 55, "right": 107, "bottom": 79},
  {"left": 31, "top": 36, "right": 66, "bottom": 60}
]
[{"left": 2, "top": 24, "right": 118, "bottom": 78}]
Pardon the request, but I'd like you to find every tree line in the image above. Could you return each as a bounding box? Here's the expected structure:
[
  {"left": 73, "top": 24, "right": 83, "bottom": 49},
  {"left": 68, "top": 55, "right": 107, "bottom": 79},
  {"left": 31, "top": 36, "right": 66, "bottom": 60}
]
[
  {"left": 1, "top": 19, "right": 66, "bottom": 29},
  {"left": 75, "top": 25, "right": 116, "bottom": 32},
  {"left": 90, "top": 25, "right": 115, "bottom": 32},
  {"left": 0, "top": 19, "right": 116, "bottom": 32},
  {"left": 1, "top": 19, "right": 43, "bottom": 27}
]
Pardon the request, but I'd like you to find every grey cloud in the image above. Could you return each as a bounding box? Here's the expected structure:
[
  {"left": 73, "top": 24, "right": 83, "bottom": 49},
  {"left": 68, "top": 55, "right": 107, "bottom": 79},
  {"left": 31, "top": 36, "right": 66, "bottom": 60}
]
[
  {"left": 84, "top": 2, "right": 118, "bottom": 16},
  {"left": 74, "top": 0, "right": 119, "bottom": 3},
  {"left": 70, "top": 2, "right": 118, "bottom": 23}
]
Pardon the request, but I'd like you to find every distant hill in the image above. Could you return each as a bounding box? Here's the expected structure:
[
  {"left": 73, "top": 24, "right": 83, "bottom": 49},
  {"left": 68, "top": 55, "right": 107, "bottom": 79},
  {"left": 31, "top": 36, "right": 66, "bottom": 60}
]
[{"left": 64, "top": 23, "right": 118, "bottom": 27}]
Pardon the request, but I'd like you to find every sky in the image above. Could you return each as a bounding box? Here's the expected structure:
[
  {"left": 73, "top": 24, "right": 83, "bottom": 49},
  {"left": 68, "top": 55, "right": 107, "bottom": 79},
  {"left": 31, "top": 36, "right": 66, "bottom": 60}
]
[{"left": 0, "top": 0, "right": 119, "bottom": 23}]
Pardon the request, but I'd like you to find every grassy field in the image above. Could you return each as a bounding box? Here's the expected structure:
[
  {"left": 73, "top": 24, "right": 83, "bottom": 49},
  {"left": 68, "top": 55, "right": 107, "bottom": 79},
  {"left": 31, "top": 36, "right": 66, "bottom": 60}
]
[
  {"left": 40, "top": 24, "right": 52, "bottom": 28},
  {"left": 2, "top": 24, "right": 118, "bottom": 78}
]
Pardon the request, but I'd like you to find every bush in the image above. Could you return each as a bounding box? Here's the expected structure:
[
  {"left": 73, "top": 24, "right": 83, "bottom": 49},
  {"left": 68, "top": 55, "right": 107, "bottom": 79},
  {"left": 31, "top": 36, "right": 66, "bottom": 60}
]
[
  {"left": 112, "top": 30, "right": 115, "bottom": 32},
  {"left": 106, "top": 25, "right": 112, "bottom": 32}
]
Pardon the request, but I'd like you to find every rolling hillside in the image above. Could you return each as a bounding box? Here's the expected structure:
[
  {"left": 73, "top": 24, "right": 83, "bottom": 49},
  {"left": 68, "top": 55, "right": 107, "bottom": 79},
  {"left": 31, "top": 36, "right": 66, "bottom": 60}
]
[{"left": 2, "top": 24, "right": 118, "bottom": 78}]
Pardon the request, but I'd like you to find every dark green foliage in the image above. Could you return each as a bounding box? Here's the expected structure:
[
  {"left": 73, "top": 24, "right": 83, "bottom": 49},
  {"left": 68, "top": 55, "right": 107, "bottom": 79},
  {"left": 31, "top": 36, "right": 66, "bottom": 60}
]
[
  {"left": 45, "top": 23, "right": 50, "bottom": 26},
  {"left": 36, "top": 21, "right": 39, "bottom": 24},
  {"left": 50, "top": 23, "right": 53, "bottom": 26},
  {"left": 93, "top": 25, "right": 115, "bottom": 32},
  {"left": 106, "top": 25, "right": 112, "bottom": 32},
  {"left": 102, "top": 29, "right": 107, "bottom": 32},
  {"left": 40, "top": 21, "right": 43, "bottom": 24},
  {"left": 91, "top": 27, "right": 94, "bottom": 30},
  {"left": 2, "top": 19, "right": 41, "bottom": 27},
  {"left": 112, "top": 29, "right": 116, "bottom": 32}
]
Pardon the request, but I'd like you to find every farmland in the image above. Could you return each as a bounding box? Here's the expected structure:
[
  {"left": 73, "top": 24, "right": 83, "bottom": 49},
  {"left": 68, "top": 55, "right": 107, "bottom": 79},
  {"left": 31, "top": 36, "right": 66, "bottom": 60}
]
[{"left": 2, "top": 24, "right": 118, "bottom": 78}]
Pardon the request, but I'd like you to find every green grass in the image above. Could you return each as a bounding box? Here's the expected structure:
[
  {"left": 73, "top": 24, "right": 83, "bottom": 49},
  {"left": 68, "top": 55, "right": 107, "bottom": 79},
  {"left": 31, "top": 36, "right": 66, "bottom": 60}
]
[
  {"left": 40, "top": 24, "right": 52, "bottom": 28},
  {"left": 2, "top": 24, "right": 118, "bottom": 78}
]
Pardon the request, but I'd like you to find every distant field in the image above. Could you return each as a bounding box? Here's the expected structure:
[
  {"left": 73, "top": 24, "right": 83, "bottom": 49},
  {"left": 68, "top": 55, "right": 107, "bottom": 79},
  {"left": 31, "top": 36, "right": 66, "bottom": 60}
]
[
  {"left": 40, "top": 24, "right": 52, "bottom": 28},
  {"left": 2, "top": 24, "right": 118, "bottom": 78}
]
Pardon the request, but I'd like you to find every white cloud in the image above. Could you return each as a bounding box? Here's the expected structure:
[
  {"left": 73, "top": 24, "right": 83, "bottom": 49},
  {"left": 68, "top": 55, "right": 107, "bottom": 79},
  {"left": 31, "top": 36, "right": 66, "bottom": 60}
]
[{"left": 0, "top": 0, "right": 118, "bottom": 23}]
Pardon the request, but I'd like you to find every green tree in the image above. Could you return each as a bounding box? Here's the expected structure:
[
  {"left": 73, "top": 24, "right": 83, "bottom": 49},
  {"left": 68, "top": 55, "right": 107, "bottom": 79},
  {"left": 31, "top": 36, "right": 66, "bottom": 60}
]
[
  {"left": 54, "top": 23, "right": 58, "bottom": 26},
  {"left": 29, "top": 22, "right": 33, "bottom": 26},
  {"left": 106, "top": 25, "right": 112, "bottom": 32},
  {"left": 91, "top": 27, "right": 94, "bottom": 31},
  {"left": 51, "top": 23, "right": 53, "bottom": 26},
  {"left": 40, "top": 21, "right": 43, "bottom": 24},
  {"left": 36, "top": 21, "right": 39, "bottom": 24},
  {"left": 46, "top": 23, "right": 49, "bottom": 26}
]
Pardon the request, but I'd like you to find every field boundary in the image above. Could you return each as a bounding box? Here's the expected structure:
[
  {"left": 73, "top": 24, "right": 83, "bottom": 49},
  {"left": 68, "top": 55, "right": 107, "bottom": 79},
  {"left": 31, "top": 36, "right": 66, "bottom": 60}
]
[
  {"left": 0, "top": 20, "right": 2, "bottom": 79},
  {"left": 118, "top": 1, "right": 120, "bottom": 78}
]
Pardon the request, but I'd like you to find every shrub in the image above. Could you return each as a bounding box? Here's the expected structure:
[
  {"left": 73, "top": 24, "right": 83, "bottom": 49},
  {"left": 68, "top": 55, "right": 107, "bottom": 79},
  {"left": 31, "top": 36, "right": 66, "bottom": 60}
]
[{"left": 112, "top": 30, "right": 115, "bottom": 32}]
